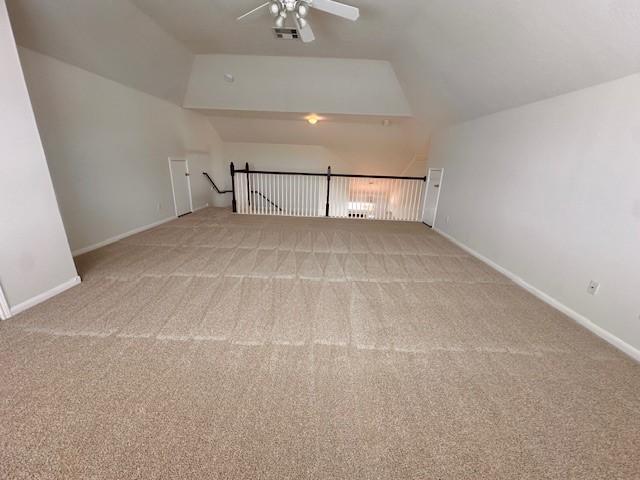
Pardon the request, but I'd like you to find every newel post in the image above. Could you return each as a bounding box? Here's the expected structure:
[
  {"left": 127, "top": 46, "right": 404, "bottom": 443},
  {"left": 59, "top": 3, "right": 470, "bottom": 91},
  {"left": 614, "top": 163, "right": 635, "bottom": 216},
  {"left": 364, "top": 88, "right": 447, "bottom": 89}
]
[{"left": 230, "top": 162, "right": 237, "bottom": 213}]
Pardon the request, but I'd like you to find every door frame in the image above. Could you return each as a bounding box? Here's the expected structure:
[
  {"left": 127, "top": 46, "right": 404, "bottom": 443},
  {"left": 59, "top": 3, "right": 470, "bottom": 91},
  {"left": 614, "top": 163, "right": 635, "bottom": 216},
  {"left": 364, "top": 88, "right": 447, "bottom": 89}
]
[
  {"left": 423, "top": 168, "right": 444, "bottom": 228},
  {"left": 0, "top": 282, "right": 11, "bottom": 320},
  {"left": 168, "top": 157, "right": 194, "bottom": 217}
]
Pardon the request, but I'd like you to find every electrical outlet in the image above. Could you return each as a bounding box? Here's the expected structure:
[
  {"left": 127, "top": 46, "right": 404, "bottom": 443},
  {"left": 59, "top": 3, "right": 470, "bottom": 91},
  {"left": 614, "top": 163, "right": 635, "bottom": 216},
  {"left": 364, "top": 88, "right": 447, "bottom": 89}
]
[
  {"left": 587, "top": 280, "right": 600, "bottom": 296},
  {"left": 445, "top": 216, "right": 451, "bottom": 224},
  {"left": 157, "top": 202, "right": 162, "bottom": 212}
]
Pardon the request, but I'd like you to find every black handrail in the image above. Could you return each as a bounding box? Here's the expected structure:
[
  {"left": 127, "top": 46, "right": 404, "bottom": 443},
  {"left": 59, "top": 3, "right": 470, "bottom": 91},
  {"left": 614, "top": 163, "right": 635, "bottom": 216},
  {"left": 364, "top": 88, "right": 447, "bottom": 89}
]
[
  {"left": 251, "top": 190, "right": 283, "bottom": 212},
  {"left": 233, "top": 167, "right": 426, "bottom": 181},
  {"left": 203, "top": 172, "right": 233, "bottom": 194}
]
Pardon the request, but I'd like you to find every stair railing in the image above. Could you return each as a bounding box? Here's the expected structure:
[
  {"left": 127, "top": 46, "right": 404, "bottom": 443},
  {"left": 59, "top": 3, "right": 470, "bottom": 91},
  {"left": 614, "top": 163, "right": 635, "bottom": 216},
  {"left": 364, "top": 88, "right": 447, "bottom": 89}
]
[
  {"left": 229, "top": 162, "right": 427, "bottom": 222},
  {"left": 202, "top": 172, "right": 233, "bottom": 195}
]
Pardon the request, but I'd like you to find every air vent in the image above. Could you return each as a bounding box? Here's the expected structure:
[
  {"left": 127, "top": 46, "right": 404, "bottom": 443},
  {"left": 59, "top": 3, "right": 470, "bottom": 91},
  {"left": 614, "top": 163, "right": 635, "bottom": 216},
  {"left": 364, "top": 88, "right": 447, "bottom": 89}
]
[{"left": 273, "top": 28, "right": 300, "bottom": 40}]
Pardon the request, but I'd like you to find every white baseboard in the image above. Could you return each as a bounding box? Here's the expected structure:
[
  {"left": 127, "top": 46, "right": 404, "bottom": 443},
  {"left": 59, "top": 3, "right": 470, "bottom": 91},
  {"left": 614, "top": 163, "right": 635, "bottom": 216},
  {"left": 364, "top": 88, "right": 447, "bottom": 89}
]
[
  {"left": 193, "top": 203, "right": 209, "bottom": 212},
  {"left": 72, "top": 216, "right": 176, "bottom": 256},
  {"left": 9, "top": 276, "right": 81, "bottom": 317},
  {"left": 434, "top": 228, "right": 640, "bottom": 363},
  {"left": 0, "top": 283, "right": 11, "bottom": 320}
]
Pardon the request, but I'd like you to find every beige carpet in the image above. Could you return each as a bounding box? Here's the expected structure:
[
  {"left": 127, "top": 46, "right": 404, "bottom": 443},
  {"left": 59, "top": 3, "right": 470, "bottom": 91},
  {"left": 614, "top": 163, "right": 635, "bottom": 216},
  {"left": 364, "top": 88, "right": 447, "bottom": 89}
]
[{"left": 1, "top": 207, "right": 638, "bottom": 479}]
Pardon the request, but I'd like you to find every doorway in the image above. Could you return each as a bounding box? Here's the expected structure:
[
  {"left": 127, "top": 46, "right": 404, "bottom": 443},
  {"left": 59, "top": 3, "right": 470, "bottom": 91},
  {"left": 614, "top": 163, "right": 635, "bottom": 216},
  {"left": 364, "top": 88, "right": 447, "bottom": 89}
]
[
  {"left": 169, "top": 158, "right": 193, "bottom": 217},
  {"left": 423, "top": 168, "right": 443, "bottom": 227}
]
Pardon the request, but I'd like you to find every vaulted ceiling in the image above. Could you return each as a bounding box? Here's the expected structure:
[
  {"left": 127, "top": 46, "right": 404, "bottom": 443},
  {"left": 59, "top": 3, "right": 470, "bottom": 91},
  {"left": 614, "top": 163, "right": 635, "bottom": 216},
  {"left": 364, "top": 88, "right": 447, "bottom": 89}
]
[
  {"left": 130, "top": 0, "right": 408, "bottom": 59},
  {"left": 7, "top": 0, "right": 193, "bottom": 104},
  {"left": 134, "top": 0, "right": 640, "bottom": 126},
  {"left": 8, "top": 0, "right": 640, "bottom": 134}
]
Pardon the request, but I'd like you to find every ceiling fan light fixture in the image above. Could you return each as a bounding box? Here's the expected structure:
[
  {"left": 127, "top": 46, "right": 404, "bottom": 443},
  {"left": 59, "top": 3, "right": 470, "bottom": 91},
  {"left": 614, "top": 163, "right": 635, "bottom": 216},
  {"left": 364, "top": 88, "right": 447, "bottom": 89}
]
[
  {"left": 297, "top": 2, "right": 310, "bottom": 18},
  {"left": 269, "top": 1, "right": 281, "bottom": 17},
  {"left": 275, "top": 13, "right": 286, "bottom": 28},
  {"left": 237, "top": 0, "right": 360, "bottom": 43}
]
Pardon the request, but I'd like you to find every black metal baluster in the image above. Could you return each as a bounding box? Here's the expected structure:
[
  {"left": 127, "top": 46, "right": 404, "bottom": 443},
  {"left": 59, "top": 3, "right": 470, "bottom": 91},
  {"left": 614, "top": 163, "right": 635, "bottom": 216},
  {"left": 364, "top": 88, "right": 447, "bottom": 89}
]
[
  {"left": 245, "top": 162, "right": 251, "bottom": 208},
  {"left": 325, "top": 166, "right": 331, "bottom": 217}
]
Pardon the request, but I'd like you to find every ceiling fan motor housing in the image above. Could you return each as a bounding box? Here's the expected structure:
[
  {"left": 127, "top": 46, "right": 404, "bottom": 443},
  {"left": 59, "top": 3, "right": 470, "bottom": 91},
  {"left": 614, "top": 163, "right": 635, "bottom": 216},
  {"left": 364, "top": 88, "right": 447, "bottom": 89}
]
[
  {"left": 239, "top": 0, "right": 359, "bottom": 43},
  {"left": 273, "top": 1, "right": 311, "bottom": 15}
]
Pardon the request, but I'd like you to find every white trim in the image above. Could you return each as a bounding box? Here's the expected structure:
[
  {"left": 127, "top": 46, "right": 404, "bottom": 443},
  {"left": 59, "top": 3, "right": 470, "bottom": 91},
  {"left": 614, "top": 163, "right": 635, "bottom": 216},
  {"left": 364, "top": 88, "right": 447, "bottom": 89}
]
[
  {"left": 168, "top": 157, "right": 194, "bottom": 217},
  {"left": 9, "top": 276, "right": 81, "bottom": 316},
  {"left": 0, "top": 282, "right": 11, "bottom": 320},
  {"left": 185, "top": 160, "right": 194, "bottom": 213},
  {"left": 423, "top": 168, "right": 444, "bottom": 226},
  {"left": 72, "top": 216, "right": 175, "bottom": 256},
  {"left": 193, "top": 203, "right": 210, "bottom": 212},
  {"left": 434, "top": 228, "right": 640, "bottom": 363}
]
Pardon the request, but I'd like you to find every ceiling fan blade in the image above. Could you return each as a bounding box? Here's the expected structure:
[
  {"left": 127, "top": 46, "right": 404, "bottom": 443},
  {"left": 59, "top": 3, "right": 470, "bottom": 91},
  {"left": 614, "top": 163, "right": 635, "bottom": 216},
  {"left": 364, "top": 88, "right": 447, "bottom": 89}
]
[
  {"left": 311, "top": 0, "right": 359, "bottom": 21},
  {"left": 295, "top": 18, "right": 315, "bottom": 43},
  {"left": 236, "top": 2, "right": 270, "bottom": 21}
]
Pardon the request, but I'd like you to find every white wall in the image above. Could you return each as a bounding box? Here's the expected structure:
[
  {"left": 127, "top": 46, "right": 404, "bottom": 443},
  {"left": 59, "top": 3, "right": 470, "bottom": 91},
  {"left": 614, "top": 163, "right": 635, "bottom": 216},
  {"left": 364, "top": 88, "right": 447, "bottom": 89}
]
[
  {"left": 185, "top": 54, "right": 411, "bottom": 116},
  {"left": 209, "top": 142, "right": 337, "bottom": 209},
  {"left": 429, "top": 73, "right": 640, "bottom": 356},
  {"left": 6, "top": 0, "right": 194, "bottom": 104},
  {"left": 210, "top": 115, "right": 425, "bottom": 176},
  {"left": 0, "top": 0, "right": 78, "bottom": 312},
  {"left": 224, "top": 142, "right": 338, "bottom": 174},
  {"left": 19, "top": 48, "right": 224, "bottom": 254},
  {"left": 186, "top": 150, "right": 229, "bottom": 209},
  {"left": 401, "top": 155, "right": 429, "bottom": 177}
]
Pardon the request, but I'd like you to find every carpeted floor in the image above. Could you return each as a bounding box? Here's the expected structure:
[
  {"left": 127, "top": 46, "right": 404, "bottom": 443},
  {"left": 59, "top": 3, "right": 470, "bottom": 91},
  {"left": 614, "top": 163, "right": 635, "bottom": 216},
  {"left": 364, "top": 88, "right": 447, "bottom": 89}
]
[{"left": 1, "top": 207, "right": 638, "bottom": 479}]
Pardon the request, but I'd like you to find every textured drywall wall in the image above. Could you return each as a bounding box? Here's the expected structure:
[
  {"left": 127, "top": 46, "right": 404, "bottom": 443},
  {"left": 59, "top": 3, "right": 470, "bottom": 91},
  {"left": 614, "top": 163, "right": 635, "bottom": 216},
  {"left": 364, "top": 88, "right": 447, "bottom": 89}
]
[
  {"left": 0, "top": 1, "right": 77, "bottom": 309},
  {"left": 429, "top": 73, "right": 640, "bottom": 353},
  {"left": 19, "top": 48, "right": 223, "bottom": 253}
]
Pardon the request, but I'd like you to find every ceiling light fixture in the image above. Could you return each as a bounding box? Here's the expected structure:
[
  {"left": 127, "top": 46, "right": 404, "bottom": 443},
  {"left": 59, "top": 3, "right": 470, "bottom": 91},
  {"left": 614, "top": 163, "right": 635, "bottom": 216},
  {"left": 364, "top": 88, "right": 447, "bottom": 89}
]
[{"left": 305, "top": 114, "right": 321, "bottom": 125}]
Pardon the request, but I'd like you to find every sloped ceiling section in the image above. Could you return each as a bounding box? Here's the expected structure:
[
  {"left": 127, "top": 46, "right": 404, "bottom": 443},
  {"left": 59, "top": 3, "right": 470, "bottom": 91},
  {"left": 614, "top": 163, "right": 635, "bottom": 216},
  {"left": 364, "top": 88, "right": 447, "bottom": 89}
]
[
  {"left": 391, "top": 0, "right": 640, "bottom": 125},
  {"left": 183, "top": 54, "right": 421, "bottom": 175},
  {"left": 208, "top": 114, "right": 426, "bottom": 175},
  {"left": 184, "top": 54, "right": 411, "bottom": 116},
  {"left": 130, "top": 0, "right": 412, "bottom": 59},
  {"left": 9, "top": 0, "right": 640, "bottom": 135},
  {"left": 6, "top": 0, "right": 194, "bottom": 105},
  {"left": 130, "top": 0, "right": 640, "bottom": 129}
]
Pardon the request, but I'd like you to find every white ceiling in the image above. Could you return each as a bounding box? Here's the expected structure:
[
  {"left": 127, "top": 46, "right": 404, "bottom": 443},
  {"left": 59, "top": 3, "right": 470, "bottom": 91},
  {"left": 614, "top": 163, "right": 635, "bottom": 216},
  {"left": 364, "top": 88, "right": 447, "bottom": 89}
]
[
  {"left": 209, "top": 114, "right": 426, "bottom": 175},
  {"left": 393, "top": 0, "right": 640, "bottom": 124},
  {"left": 6, "top": 0, "right": 194, "bottom": 105},
  {"left": 8, "top": 0, "right": 640, "bottom": 136},
  {"left": 131, "top": 0, "right": 640, "bottom": 126},
  {"left": 184, "top": 54, "right": 411, "bottom": 116},
  {"left": 130, "top": 0, "right": 406, "bottom": 59}
]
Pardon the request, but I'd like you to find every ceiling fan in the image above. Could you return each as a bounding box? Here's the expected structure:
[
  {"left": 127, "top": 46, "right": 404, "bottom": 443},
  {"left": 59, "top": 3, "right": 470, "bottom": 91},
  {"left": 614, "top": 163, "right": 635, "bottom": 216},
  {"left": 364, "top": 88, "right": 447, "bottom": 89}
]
[{"left": 237, "top": 0, "right": 360, "bottom": 43}]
